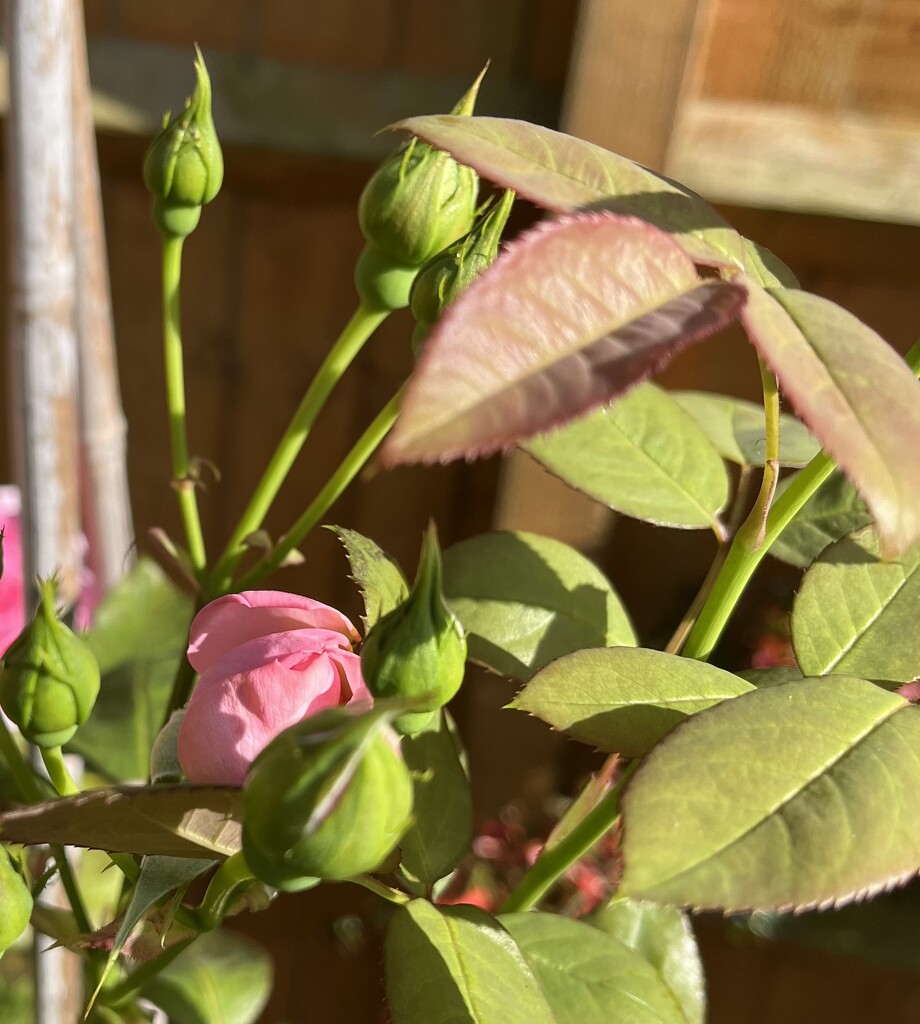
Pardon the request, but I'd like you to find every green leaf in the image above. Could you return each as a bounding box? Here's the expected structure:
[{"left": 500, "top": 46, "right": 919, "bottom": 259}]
[
  {"left": 510, "top": 647, "right": 753, "bottom": 756},
  {"left": 329, "top": 526, "right": 409, "bottom": 630},
  {"left": 620, "top": 676, "right": 920, "bottom": 910},
  {"left": 385, "top": 900, "right": 556, "bottom": 1024},
  {"left": 141, "top": 929, "right": 273, "bottom": 1024},
  {"left": 0, "top": 785, "right": 242, "bottom": 858},
  {"left": 792, "top": 527, "right": 920, "bottom": 682},
  {"left": 501, "top": 911, "right": 685, "bottom": 1024},
  {"left": 673, "top": 391, "right": 818, "bottom": 468},
  {"left": 525, "top": 383, "right": 729, "bottom": 532},
  {"left": 72, "top": 559, "right": 192, "bottom": 781},
  {"left": 381, "top": 213, "right": 746, "bottom": 467},
  {"left": 737, "top": 667, "right": 804, "bottom": 688},
  {"left": 740, "top": 282, "right": 920, "bottom": 558},
  {"left": 443, "top": 531, "right": 636, "bottom": 681},
  {"left": 392, "top": 115, "right": 745, "bottom": 266},
  {"left": 591, "top": 900, "right": 704, "bottom": 1024},
  {"left": 400, "top": 711, "right": 473, "bottom": 886},
  {"left": 740, "top": 239, "right": 799, "bottom": 288},
  {"left": 770, "top": 471, "right": 870, "bottom": 568}
]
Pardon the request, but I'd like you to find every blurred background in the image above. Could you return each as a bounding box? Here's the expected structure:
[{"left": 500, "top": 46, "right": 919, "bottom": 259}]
[{"left": 3, "top": 0, "right": 920, "bottom": 1020}]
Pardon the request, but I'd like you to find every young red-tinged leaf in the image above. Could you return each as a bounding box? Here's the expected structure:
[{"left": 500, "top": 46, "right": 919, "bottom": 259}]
[
  {"left": 620, "top": 677, "right": 920, "bottom": 911},
  {"left": 392, "top": 114, "right": 745, "bottom": 266},
  {"left": 0, "top": 785, "right": 242, "bottom": 858},
  {"left": 740, "top": 281, "right": 920, "bottom": 558},
  {"left": 382, "top": 213, "right": 746, "bottom": 467}
]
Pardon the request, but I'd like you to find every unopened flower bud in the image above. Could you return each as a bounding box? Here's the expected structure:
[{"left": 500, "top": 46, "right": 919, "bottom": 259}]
[
  {"left": 143, "top": 46, "right": 223, "bottom": 239},
  {"left": 410, "top": 189, "right": 515, "bottom": 354},
  {"left": 0, "top": 580, "right": 100, "bottom": 748},
  {"left": 361, "top": 525, "right": 467, "bottom": 734},
  {"left": 0, "top": 847, "right": 31, "bottom": 958},
  {"left": 242, "top": 707, "right": 413, "bottom": 888},
  {"left": 355, "top": 72, "right": 484, "bottom": 311}
]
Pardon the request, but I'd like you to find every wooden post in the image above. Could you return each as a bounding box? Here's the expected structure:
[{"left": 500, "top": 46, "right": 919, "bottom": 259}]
[{"left": 4, "top": 0, "right": 84, "bottom": 1018}]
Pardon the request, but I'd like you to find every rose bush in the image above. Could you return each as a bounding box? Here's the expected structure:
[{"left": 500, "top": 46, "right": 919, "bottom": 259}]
[{"left": 177, "top": 591, "right": 371, "bottom": 784}]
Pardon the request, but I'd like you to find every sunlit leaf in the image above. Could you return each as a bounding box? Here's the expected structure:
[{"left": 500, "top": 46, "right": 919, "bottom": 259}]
[
  {"left": 329, "top": 526, "right": 408, "bottom": 631},
  {"left": 673, "top": 391, "right": 819, "bottom": 468},
  {"left": 592, "top": 899, "right": 704, "bottom": 1024},
  {"left": 443, "top": 531, "right": 635, "bottom": 681},
  {"left": 72, "top": 559, "right": 192, "bottom": 781},
  {"left": 526, "top": 383, "right": 729, "bottom": 531},
  {"left": 385, "top": 900, "right": 555, "bottom": 1024},
  {"left": 392, "top": 114, "right": 745, "bottom": 266},
  {"left": 792, "top": 527, "right": 920, "bottom": 682},
  {"left": 141, "top": 929, "right": 273, "bottom": 1024},
  {"left": 382, "top": 213, "right": 746, "bottom": 466},
  {"left": 400, "top": 711, "right": 472, "bottom": 886},
  {"left": 0, "top": 786, "right": 242, "bottom": 858},
  {"left": 620, "top": 677, "right": 920, "bottom": 910},
  {"left": 510, "top": 647, "right": 752, "bottom": 756},
  {"left": 501, "top": 912, "right": 686, "bottom": 1024},
  {"left": 740, "top": 283, "right": 920, "bottom": 558},
  {"left": 770, "top": 471, "right": 870, "bottom": 568}
]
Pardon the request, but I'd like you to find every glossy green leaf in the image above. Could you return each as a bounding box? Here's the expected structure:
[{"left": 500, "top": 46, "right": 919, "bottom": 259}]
[
  {"left": 392, "top": 115, "right": 745, "bottom": 266},
  {"left": 673, "top": 391, "right": 818, "bottom": 468},
  {"left": 792, "top": 527, "right": 920, "bottom": 682},
  {"left": 0, "top": 785, "right": 242, "bottom": 858},
  {"left": 385, "top": 900, "right": 555, "bottom": 1024},
  {"left": 620, "top": 676, "right": 920, "bottom": 910},
  {"left": 510, "top": 647, "right": 753, "bottom": 756},
  {"left": 525, "top": 383, "right": 729, "bottom": 531},
  {"left": 502, "top": 912, "right": 685, "bottom": 1024},
  {"left": 591, "top": 899, "right": 704, "bottom": 1024},
  {"left": 740, "top": 282, "right": 920, "bottom": 558},
  {"left": 329, "top": 526, "right": 408, "bottom": 630},
  {"left": 400, "top": 711, "right": 472, "bottom": 886},
  {"left": 381, "top": 213, "right": 746, "bottom": 466},
  {"left": 72, "top": 559, "right": 192, "bottom": 781},
  {"left": 443, "top": 531, "right": 635, "bottom": 681},
  {"left": 141, "top": 929, "right": 273, "bottom": 1024},
  {"left": 740, "top": 239, "right": 799, "bottom": 288},
  {"left": 770, "top": 471, "right": 870, "bottom": 568},
  {"left": 737, "top": 667, "right": 804, "bottom": 688}
]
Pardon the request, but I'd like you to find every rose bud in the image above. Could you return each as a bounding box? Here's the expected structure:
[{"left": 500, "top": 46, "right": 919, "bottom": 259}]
[
  {"left": 242, "top": 706, "right": 413, "bottom": 888},
  {"left": 354, "top": 72, "right": 484, "bottom": 312},
  {"left": 410, "top": 188, "right": 515, "bottom": 354},
  {"left": 0, "top": 579, "right": 100, "bottom": 748},
  {"left": 143, "top": 46, "right": 224, "bottom": 239},
  {"left": 0, "top": 846, "right": 31, "bottom": 958},
  {"left": 177, "top": 591, "right": 370, "bottom": 785},
  {"left": 360, "top": 525, "right": 467, "bottom": 734}
]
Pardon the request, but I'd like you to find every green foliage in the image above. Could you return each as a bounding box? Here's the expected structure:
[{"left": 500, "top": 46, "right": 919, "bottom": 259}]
[
  {"left": 620, "top": 677, "right": 920, "bottom": 909},
  {"left": 526, "top": 384, "right": 730, "bottom": 531},
  {"left": 442, "top": 531, "right": 636, "bottom": 681},
  {"left": 792, "top": 526, "right": 920, "bottom": 681},
  {"left": 0, "top": 846, "right": 32, "bottom": 958},
  {"left": 330, "top": 526, "right": 409, "bottom": 631}
]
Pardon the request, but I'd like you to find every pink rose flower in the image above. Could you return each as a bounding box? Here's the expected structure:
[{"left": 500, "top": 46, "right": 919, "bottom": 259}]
[
  {"left": 177, "top": 590, "right": 371, "bottom": 785},
  {"left": 0, "top": 486, "right": 26, "bottom": 655}
]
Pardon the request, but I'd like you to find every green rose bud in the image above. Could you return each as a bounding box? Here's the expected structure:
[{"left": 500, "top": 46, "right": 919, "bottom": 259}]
[
  {"left": 0, "top": 580, "right": 101, "bottom": 748},
  {"left": 0, "top": 846, "right": 32, "bottom": 958},
  {"left": 143, "top": 46, "right": 224, "bottom": 239},
  {"left": 242, "top": 707, "right": 413, "bottom": 889},
  {"left": 355, "top": 70, "right": 485, "bottom": 312},
  {"left": 410, "top": 188, "right": 515, "bottom": 354},
  {"left": 361, "top": 525, "right": 467, "bottom": 734}
]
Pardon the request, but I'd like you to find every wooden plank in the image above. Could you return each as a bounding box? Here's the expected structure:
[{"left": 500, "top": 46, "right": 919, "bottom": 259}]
[
  {"left": 527, "top": 0, "right": 581, "bottom": 89},
  {"left": 114, "top": 0, "right": 248, "bottom": 52},
  {"left": 852, "top": 0, "right": 920, "bottom": 117},
  {"left": 667, "top": 99, "right": 920, "bottom": 225},
  {"left": 255, "top": 0, "right": 394, "bottom": 68}
]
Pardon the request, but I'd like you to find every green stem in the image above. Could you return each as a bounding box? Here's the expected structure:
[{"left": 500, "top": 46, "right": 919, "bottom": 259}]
[
  {"left": 0, "top": 713, "right": 42, "bottom": 802},
  {"left": 105, "top": 938, "right": 194, "bottom": 1006},
  {"left": 682, "top": 337, "right": 920, "bottom": 662},
  {"left": 349, "top": 875, "right": 410, "bottom": 905},
  {"left": 51, "top": 844, "right": 93, "bottom": 936},
  {"left": 209, "top": 302, "right": 389, "bottom": 592},
  {"left": 735, "top": 359, "right": 780, "bottom": 549},
  {"left": 196, "top": 852, "right": 255, "bottom": 931},
  {"left": 499, "top": 761, "right": 638, "bottom": 914},
  {"left": 41, "top": 746, "right": 80, "bottom": 796},
  {"left": 235, "top": 386, "right": 403, "bottom": 590},
  {"left": 163, "top": 234, "right": 207, "bottom": 574}
]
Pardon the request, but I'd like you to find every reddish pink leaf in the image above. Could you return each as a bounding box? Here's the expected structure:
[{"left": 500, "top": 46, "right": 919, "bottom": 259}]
[
  {"left": 740, "top": 280, "right": 920, "bottom": 558},
  {"left": 392, "top": 114, "right": 745, "bottom": 267},
  {"left": 382, "top": 213, "right": 746, "bottom": 466}
]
